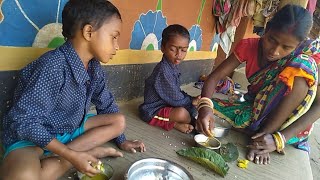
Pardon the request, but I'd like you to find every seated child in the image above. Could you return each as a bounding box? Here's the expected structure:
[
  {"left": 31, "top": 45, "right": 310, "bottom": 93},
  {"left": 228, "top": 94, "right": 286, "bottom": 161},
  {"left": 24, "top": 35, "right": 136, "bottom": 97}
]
[
  {"left": 1, "top": 0, "right": 145, "bottom": 179},
  {"left": 139, "top": 24, "right": 199, "bottom": 134}
]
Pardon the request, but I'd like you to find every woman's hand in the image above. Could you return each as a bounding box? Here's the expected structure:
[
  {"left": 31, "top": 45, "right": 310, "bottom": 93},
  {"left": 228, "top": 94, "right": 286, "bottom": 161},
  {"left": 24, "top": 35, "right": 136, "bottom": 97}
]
[
  {"left": 247, "top": 132, "right": 277, "bottom": 154},
  {"left": 68, "top": 151, "right": 100, "bottom": 177},
  {"left": 196, "top": 106, "right": 215, "bottom": 137},
  {"left": 119, "top": 140, "right": 146, "bottom": 153}
]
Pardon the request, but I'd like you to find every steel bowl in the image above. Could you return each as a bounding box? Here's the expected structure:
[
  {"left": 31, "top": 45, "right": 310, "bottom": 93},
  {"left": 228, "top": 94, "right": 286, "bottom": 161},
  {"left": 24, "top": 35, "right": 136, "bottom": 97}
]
[
  {"left": 213, "top": 117, "right": 232, "bottom": 138},
  {"left": 125, "top": 158, "right": 194, "bottom": 180},
  {"left": 194, "top": 134, "right": 221, "bottom": 150},
  {"left": 213, "top": 126, "right": 230, "bottom": 138}
]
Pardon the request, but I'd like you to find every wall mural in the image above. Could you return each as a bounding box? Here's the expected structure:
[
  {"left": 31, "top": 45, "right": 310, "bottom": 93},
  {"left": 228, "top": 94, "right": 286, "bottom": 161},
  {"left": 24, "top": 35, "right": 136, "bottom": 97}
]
[
  {"left": 0, "top": 0, "right": 213, "bottom": 52},
  {"left": 130, "top": 0, "right": 206, "bottom": 51},
  {"left": 188, "top": 0, "right": 205, "bottom": 52},
  {"left": 0, "top": 0, "right": 67, "bottom": 48},
  {"left": 210, "top": 32, "right": 220, "bottom": 52},
  {"left": 0, "top": 0, "right": 3, "bottom": 22},
  {"left": 129, "top": 0, "right": 167, "bottom": 50}
]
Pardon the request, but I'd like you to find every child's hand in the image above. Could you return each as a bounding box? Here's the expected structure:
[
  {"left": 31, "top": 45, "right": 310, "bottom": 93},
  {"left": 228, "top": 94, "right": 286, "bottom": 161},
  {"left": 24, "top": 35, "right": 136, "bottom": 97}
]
[
  {"left": 68, "top": 151, "right": 100, "bottom": 177},
  {"left": 192, "top": 95, "right": 201, "bottom": 106},
  {"left": 119, "top": 140, "right": 146, "bottom": 153}
]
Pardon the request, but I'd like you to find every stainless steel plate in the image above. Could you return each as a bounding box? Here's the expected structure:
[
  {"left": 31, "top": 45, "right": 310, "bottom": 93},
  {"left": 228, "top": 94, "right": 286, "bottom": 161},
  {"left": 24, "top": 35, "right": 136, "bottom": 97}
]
[{"left": 126, "top": 158, "right": 193, "bottom": 180}]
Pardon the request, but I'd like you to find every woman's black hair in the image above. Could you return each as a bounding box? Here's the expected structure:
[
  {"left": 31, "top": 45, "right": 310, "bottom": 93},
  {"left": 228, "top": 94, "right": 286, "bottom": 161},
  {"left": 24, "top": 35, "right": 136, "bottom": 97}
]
[
  {"left": 62, "top": 0, "right": 121, "bottom": 40},
  {"left": 266, "top": 4, "right": 313, "bottom": 41},
  {"left": 161, "top": 24, "right": 190, "bottom": 47}
]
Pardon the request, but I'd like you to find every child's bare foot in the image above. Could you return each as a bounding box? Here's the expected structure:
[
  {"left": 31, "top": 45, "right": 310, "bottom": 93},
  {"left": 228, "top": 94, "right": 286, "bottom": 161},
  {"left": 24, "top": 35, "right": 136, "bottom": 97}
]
[
  {"left": 88, "top": 147, "right": 123, "bottom": 158},
  {"left": 247, "top": 149, "right": 270, "bottom": 165},
  {"left": 174, "top": 123, "right": 194, "bottom": 134}
]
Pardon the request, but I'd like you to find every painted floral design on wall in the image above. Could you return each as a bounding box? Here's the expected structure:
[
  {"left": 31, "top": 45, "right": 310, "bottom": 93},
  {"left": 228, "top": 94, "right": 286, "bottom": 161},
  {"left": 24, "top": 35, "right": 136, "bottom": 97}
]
[
  {"left": 129, "top": 0, "right": 167, "bottom": 50},
  {"left": 188, "top": 25, "right": 202, "bottom": 51},
  {"left": 210, "top": 33, "right": 220, "bottom": 52},
  {"left": 0, "top": 0, "right": 67, "bottom": 48},
  {"left": 188, "top": 0, "right": 205, "bottom": 51}
]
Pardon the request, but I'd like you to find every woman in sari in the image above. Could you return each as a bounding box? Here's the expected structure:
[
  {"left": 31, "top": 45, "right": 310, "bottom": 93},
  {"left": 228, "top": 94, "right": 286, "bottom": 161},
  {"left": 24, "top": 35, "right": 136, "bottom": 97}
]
[{"left": 196, "top": 4, "right": 320, "bottom": 165}]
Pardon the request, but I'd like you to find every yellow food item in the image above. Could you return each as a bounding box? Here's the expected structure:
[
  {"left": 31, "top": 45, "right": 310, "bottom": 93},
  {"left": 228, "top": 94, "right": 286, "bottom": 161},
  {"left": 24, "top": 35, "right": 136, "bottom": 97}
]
[
  {"left": 81, "top": 174, "right": 108, "bottom": 180},
  {"left": 92, "top": 161, "right": 105, "bottom": 172},
  {"left": 237, "top": 159, "right": 249, "bottom": 169}
]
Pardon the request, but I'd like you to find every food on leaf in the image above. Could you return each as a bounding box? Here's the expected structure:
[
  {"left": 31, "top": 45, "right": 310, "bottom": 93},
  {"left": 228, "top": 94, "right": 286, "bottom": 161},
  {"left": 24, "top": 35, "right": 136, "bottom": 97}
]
[{"left": 177, "top": 147, "right": 229, "bottom": 177}]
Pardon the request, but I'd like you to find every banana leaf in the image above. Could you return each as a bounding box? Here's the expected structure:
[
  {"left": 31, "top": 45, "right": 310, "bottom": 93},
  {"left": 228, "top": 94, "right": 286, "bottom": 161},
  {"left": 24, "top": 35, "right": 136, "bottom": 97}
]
[
  {"left": 176, "top": 147, "right": 229, "bottom": 177},
  {"left": 219, "top": 143, "right": 239, "bottom": 162}
]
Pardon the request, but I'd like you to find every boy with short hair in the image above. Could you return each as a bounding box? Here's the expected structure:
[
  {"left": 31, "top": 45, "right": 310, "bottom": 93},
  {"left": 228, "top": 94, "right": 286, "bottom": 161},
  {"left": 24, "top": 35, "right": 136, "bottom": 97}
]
[
  {"left": 139, "top": 24, "right": 198, "bottom": 134},
  {"left": 1, "top": 0, "right": 145, "bottom": 179}
]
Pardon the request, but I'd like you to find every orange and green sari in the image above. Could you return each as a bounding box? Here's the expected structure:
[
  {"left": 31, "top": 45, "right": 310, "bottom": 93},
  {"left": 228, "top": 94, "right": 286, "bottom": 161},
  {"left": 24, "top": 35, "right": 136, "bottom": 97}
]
[{"left": 212, "top": 39, "right": 320, "bottom": 152}]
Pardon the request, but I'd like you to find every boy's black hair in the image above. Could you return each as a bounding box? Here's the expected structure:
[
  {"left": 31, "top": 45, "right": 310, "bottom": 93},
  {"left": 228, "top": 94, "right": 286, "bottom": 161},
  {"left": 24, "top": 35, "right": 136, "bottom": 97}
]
[
  {"left": 266, "top": 4, "right": 312, "bottom": 41},
  {"left": 161, "top": 24, "right": 190, "bottom": 47},
  {"left": 62, "top": 0, "right": 121, "bottom": 40}
]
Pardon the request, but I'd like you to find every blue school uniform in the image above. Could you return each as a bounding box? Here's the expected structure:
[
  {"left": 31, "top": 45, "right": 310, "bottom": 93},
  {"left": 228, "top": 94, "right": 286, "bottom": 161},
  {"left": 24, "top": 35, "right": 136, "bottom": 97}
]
[
  {"left": 139, "top": 56, "right": 197, "bottom": 122},
  {"left": 2, "top": 41, "right": 126, "bottom": 156}
]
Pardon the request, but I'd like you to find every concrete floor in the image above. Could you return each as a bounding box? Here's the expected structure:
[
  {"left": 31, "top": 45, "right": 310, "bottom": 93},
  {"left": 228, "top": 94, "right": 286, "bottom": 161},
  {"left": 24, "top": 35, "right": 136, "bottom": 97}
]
[
  {"left": 309, "top": 121, "right": 320, "bottom": 179},
  {"left": 60, "top": 84, "right": 317, "bottom": 180}
]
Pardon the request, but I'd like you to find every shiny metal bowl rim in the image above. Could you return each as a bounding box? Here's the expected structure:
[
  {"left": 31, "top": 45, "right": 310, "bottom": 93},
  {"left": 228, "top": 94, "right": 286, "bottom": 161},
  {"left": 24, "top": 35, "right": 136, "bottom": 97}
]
[
  {"left": 125, "top": 157, "right": 194, "bottom": 180},
  {"left": 213, "top": 126, "right": 230, "bottom": 138}
]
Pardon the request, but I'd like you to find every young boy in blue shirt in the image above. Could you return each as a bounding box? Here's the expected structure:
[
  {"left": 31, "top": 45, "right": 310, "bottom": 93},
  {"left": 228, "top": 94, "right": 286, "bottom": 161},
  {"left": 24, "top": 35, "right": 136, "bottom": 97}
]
[
  {"left": 1, "top": 0, "right": 145, "bottom": 179},
  {"left": 139, "top": 24, "right": 199, "bottom": 134}
]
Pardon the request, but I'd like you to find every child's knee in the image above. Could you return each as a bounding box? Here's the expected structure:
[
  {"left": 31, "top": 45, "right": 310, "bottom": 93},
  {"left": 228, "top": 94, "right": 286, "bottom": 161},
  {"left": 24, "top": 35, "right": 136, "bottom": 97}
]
[
  {"left": 114, "top": 114, "right": 126, "bottom": 132},
  {"left": 171, "top": 107, "right": 191, "bottom": 123}
]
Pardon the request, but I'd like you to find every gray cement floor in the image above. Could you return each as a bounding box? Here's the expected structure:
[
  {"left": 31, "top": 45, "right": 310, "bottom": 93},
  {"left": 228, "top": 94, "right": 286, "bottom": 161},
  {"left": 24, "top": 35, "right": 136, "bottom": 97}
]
[
  {"left": 309, "top": 121, "right": 320, "bottom": 179},
  {"left": 60, "top": 84, "right": 318, "bottom": 180}
]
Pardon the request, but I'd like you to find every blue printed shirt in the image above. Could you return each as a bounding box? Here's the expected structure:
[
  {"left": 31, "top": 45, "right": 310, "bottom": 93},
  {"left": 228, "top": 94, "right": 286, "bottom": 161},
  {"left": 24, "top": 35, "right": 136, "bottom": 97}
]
[
  {"left": 139, "top": 56, "right": 196, "bottom": 122},
  {"left": 2, "top": 41, "right": 126, "bottom": 148}
]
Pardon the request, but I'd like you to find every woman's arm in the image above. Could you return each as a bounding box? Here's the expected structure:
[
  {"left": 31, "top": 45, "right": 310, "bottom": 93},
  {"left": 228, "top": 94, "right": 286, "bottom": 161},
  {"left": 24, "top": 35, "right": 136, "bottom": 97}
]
[
  {"left": 281, "top": 66, "right": 320, "bottom": 140},
  {"left": 249, "top": 79, "right": 319, "bottom": 154},
  {"left": 197, "top": 53, "right": 241, "bottom": 136},
  {"left": 201, "top": 53, "right": 241, "bottom": 98},
  {"left": 259, "top": 77, "right": 309, "bottom": 134},
  {"left": 281, "top": 89, "right": 320, "bottom": 140}
]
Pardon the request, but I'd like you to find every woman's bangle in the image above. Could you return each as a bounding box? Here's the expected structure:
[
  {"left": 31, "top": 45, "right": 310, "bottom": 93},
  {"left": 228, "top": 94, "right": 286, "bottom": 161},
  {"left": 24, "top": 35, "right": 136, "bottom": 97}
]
[
  {"left": 197, "top": 101, "right": 213, "bottom": 109},
  {"left": 279, "top": 131, "right": 287, "bottom": 143},
  {"left": 276, "top": 132, "right": 285, "bottom": 146},
  {"left": 197, "top": 104, "right": 214, "bottom": 112},
  {"left": 197, "top": 97, "right": 213, "bottom": 108},
  {"left": 272, "top": 132, "right": 285, "bottom": 153}
]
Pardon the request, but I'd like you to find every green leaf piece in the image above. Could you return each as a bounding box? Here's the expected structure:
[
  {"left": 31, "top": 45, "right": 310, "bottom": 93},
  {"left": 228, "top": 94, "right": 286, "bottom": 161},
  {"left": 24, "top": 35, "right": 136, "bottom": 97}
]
[
  {"left": 176, "top": 147, "right": 229, "bottom": 177},
  {"left": 219, "top": 143, "right": 239, "bottom": 162}
]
